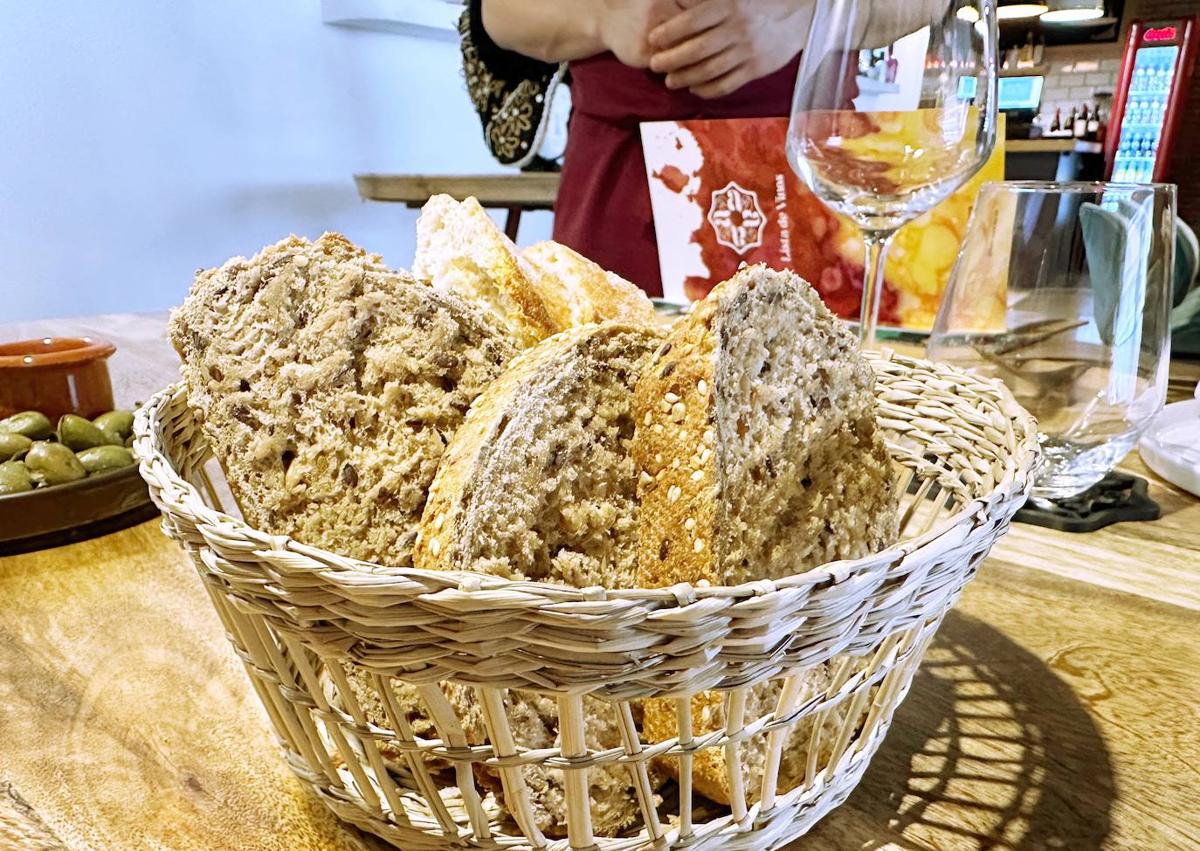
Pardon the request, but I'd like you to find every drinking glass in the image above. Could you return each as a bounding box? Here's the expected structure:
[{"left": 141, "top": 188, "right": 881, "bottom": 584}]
[
  {"left": 788, "top": 0, "right": 999, "bottom": 345},
  {"left": 928, "top": 181, "right": 1175, "bottom": 500}
]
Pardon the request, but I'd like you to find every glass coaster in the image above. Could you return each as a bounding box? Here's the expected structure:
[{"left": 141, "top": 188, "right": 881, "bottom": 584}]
[{"left": 1014, "top": 471, "right": 1160, "bottom": 533}]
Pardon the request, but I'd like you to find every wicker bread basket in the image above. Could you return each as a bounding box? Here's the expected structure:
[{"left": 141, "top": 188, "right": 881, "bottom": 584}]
[{"left": 134, "top": 349, "right": 1038, "bottom": 851}]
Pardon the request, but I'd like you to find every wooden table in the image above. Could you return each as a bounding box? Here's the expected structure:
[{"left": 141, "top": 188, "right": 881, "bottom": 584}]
[
  {"left": 354, "top": 173, "right": 560, "bottom": 240},
  {"left": 2, "top": 316, "right": 1198, "bottom": 850}
]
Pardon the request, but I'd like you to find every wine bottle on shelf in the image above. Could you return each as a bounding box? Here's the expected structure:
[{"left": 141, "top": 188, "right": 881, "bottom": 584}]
[
  {"left": 1073, "top": 104, "right": 1088, "bottom": 138},
  {"left": 1032, "top": 35, "right": 1044, "bottom": 67},
  {"left": 1049, "top": 107, "right": 1061, "bottom": 135},
  {"left": 1019, "top": 32, "right": 1034, "bottom": 67},
  {"left": 1087, "top": 103, "right": 1099, "bottom": 140}
]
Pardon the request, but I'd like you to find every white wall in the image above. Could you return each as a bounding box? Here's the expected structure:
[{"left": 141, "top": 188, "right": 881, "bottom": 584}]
[{"left": 0, "top": 1, "right": 551, "bottom": 322}]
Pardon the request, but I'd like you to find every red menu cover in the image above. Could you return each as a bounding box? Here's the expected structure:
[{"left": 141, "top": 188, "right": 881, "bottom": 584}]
[{"left": 640, "top": 116, "right": 1005, "bottom": 331}]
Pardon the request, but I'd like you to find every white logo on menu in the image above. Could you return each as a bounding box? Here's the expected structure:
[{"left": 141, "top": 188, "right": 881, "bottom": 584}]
[{"left": 707, "top": 181, "right": 766, "bottom": 255}]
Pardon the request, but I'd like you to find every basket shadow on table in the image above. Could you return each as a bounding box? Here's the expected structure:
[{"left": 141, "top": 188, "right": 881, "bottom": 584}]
[{"left": 796, "top": 610, "right": 1114, "bottom": 851}]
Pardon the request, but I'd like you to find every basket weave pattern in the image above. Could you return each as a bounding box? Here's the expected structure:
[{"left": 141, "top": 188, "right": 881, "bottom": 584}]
[{"left": 134, "top": 350, "right": 1038, "bottom": 850}]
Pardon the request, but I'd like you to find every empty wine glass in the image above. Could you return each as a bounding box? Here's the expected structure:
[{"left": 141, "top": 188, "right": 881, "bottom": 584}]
[
  {"left": 788, "top": 0, "right": 999, "bottom": 345},
  {"left": 928, "top": 181, "right": 1175, "bottom": 500}
]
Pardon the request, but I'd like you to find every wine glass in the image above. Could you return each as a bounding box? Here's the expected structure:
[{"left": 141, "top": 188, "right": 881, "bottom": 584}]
[
  {"left": 787, "top": 0, "right": 999, "bottom": 345},
  {"left": 928, "top": 181, "right": 1174, "bottom": 500}
]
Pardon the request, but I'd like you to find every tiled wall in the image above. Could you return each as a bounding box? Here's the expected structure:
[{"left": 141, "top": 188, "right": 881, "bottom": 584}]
[{"left": 1037, "top": 43, "right": 1124, "bottom": 122}]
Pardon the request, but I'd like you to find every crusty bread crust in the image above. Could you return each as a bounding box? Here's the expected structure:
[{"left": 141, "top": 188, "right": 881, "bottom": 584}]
[
  {"left": 631, "top": 292, "right": 722, "bottom": 586},
  {"left": 413, "top": 195, "right": 569, "bottom": 346},
  {"left": 523, "top": 241, "right": 660, "bottom": 328}
]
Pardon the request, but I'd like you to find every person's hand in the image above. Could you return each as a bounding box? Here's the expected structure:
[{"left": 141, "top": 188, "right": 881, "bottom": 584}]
[
  {"left": 648, "top": 0, "right": 815, "bottom": 98},
  {"left": 598, "top": 0, "right": 686, "bottom": 69}
]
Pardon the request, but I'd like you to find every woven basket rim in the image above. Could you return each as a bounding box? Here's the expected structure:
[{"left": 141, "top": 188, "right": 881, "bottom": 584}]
[{"left": 133, "top": 348, "right": 1039, "bottom": 608}]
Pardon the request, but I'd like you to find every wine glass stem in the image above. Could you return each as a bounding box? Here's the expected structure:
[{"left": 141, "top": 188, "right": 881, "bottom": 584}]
[{"left": 859, "top": 231, "right": 895, "bottom": 347}]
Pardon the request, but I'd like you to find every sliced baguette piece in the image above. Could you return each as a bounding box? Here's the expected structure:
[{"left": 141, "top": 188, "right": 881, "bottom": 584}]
[
  {"left": 633, "top": 264, "right": 899, "bottom": 805},
  {"left": 523, "top": 240, "right": 660, "bottom": 328},
  {"left": 415, "top": 321, "right": 664, "bottom": 587},
  {"left": 169, "top": 232, "right": 518, "bottom": 566},
  {"left": 413, "top": 194, "right": 570, "bottom": 346}
]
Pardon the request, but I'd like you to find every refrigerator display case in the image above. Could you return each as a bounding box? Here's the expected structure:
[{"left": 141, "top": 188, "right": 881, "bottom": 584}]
[{"left": 1106, "top": 17, "right": 1196, "bottom": 182}]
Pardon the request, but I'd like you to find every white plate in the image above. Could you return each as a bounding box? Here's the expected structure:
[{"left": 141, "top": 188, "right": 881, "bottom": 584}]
[{"left": 1138, "top": 392, "right": 1200, "bottom": 498}]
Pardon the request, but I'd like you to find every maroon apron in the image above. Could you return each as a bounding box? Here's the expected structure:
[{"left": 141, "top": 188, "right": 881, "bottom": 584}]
[{"left": 553, "top": 53, "right": 801, "bottom": 297}]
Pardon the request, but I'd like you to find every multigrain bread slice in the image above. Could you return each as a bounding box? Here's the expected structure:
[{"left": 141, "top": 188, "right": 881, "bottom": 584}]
[
  {"left": 396, "top": 322, "right": 666, "bottom": 836},
  {"left": 413, "top": 195, "right": 569, "bottom": 346},
  {"left": 523, "top": 241, "right": 660, "bottom": 328},
  {"left": 168, "top": 232, "right": 518, "bottom": 565},
  {"left": 633, "top": 264, "right": 899, "bottom": 805},
  {"left": 415, "top": 322, "right": 664, "bottom": 587},
  {"left": 632, "top": 264, "right": 897, "bottom": 586}
]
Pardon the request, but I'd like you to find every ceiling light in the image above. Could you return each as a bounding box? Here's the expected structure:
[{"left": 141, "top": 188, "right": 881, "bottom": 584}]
[
  {"left": 1041, "top": 0, "right": 1104, "bottom": 23},
  {"left": 998, "top": 2, "right": 1049, "bottom": 19},
  {"left": 957, "top": 6, "right": 981, "bottom": 23}
]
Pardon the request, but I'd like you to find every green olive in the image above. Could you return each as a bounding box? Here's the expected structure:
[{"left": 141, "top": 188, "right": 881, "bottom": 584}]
[
  {"left": 0, "top": 432, "right": 32, "bottom": 461},
  {"left": 0, "top": 460, "right": 33, "bottom": 495},
  {"left": 24, "top": 441, "right": 87, "bottom": 486},
  {"left": 57, "top": 414, "right": 122, "bottom": 451},
  {"left": 76, "top": 445, "right": 134, "bottom": 474},
  {"left": 93, "top": 410, "right": 135, "bottom": 439},
  {"left": 0, "top": 410, "right": 53, "bottom": 440}
]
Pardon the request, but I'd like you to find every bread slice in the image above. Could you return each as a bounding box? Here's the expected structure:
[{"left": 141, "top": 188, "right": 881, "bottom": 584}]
[
  {"left": 402, "top": 322, "right": 665, "bottom": 836},
  {"left": 632, "top": 264, "right": 898, "bottom": 805},
  {"left": 413, "top": 195, "right": 569, "bottom": 346},
  {"left": 415, "top": 322, "right": 664, "bottom": 587},
  {"left": 168, "top": 232, "right": 518, "bottom": 565},
  {"left": 641, "top": 667, "right": 858, "bottom": 807},
  {"left": 633, "top": 263, "right": 897, "bottom": 586},
  {"left": 523, "top": 241, "right": 660, "bottom": 328},
  {"left": 345, "top": 672, "right": 662, "bottom": 838}
]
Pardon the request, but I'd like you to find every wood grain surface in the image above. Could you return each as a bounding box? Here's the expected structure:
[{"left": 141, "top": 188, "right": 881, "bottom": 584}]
[
  {"left": 354, "top": 173, "right": 560, "bottom": 208},
  {"left": 0, "top": 523, "right": 384, "bottom": 851}
]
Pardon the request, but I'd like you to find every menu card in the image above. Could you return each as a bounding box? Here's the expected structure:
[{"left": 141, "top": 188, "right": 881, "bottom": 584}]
[{"left": 640, "top": 116, "right": 1005, "bottom": 331}]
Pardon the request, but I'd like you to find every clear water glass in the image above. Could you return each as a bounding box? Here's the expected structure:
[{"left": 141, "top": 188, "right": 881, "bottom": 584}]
[
  {"left": 788, "top": 0, "right": 999, "bottom": 345},
  {"left": 927, "top": 181, "right": 1175, "bottom": 500}
]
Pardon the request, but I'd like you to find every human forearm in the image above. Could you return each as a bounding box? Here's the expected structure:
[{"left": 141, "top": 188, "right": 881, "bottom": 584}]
[
  {"left": 857, "top": 0, "right": 959, "bottom": 50},
  {"left": 481, "top": 0, "right": 606, "bottom": 63}
]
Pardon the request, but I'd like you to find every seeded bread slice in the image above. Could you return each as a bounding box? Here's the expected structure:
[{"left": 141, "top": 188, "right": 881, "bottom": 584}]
[
  {"left": 523, "top": 241, "right": 660, "bottom": 328},
  {"left": 415, "top": 322, "right": 664, "bottom": 587},
  {"left": 413, "top": 195, "right": 569, "bottom": 346},
  {"left": 168, "top": 232, "right": 517, "bottom": 565},
  {"left": 633, "top": 264, "right": 898, "bottom": 805},
  {"left": 633, "top": 264, "right": 897, "bottom": 586},
  {"left": 403, "top": 322, "right": 665, "bottom": 836}
]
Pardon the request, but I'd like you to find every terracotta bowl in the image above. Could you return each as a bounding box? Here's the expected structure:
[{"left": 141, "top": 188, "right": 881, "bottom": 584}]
[{"left": 0, "top": 336, "right": 117, "bottom": 422}]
